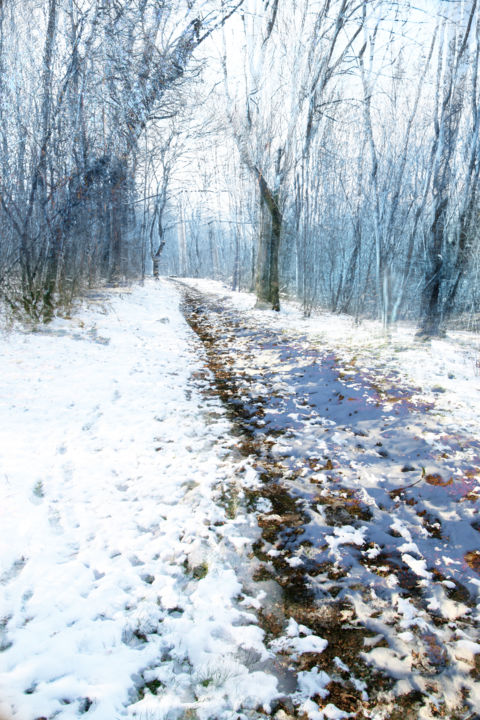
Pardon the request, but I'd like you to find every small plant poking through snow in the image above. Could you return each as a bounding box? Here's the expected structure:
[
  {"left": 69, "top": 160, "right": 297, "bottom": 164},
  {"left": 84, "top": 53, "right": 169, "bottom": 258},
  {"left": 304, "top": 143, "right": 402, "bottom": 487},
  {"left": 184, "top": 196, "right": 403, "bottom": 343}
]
[
  {"left": 191, "top": 561, "right": 209, "bottom": 580},
  {"left": 32, "top": 480, "right": 44, "bottom": 498},
  {"left": 218, "top": 483, "right": 240, "bottom": 519},
  {"left": 194, "top": 660, "right": 242, "bottom": 691}
]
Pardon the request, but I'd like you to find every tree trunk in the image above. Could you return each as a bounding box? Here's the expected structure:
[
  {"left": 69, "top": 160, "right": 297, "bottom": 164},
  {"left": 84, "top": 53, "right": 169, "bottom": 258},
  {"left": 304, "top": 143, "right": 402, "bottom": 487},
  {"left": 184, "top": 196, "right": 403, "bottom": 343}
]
[
  {"left": 232, "top": 230, "right": 240, "bottom": 291},
  {"left": 416, "top": 1, "right": 475, "bottom": 337},
  {"left": 39, "top": 0, "right": 58, "bottom": 320},
  {"left": 108, "top": 159, "right": 129, "bottom": 284},
  {"left": 416, "top": 198, "right": 447, "bottom": 337},
  {"left": 43, "top": 226, "right": 62, "bottom": 322},
  {"left": 152, "top": 240, "right": 165, "bottom": 279},
  {"left": 255, "top": 171, "right": 281, "bottom": 311}
]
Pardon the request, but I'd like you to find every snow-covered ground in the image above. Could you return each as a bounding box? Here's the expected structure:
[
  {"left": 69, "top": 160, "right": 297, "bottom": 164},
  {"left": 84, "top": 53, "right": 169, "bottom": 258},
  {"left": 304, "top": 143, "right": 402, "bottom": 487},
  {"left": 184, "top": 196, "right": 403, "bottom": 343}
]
[
  {"left": 1, "top": 277, "right": 480, "bottom": 720},
  {"left": 187, "top": 278, "right": 480, "bottom": 443},
  {"left": 180, "top": 278, "right": 480, "bottom": 719},
  {"left": 0, "top": 281, "right": 279, "bottom": 720}
]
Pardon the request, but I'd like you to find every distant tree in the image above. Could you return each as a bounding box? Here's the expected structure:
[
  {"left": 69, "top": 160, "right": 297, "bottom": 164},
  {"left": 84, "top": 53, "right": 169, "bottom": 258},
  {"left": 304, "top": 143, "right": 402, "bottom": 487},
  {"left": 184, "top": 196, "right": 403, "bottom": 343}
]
[{"left": 358, "top": 1, "right": 438, "bottom": 327}]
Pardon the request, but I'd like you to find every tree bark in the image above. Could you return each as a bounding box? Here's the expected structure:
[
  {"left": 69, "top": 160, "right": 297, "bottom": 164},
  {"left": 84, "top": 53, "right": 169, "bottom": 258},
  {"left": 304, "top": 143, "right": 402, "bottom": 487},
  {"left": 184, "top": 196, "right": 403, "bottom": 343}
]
[
  {"left": 416, "top": 0, "right": 476, "bottom": 337},
  {"left": 152, "top": 240, "right": 166, "bottom": 279},
  {"left": 255, "top": 170, "right": 281, "bottom": 311},
  {"left": 416, "top": 197, "right": 447, "bottom": 337}
]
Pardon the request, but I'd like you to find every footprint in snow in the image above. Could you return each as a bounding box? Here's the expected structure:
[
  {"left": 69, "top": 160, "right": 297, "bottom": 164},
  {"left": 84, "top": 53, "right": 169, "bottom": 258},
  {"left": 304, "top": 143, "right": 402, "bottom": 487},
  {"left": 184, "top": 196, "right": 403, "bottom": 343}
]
[{"left": 48, "top": 508, "right": 63, "bottom": 533}]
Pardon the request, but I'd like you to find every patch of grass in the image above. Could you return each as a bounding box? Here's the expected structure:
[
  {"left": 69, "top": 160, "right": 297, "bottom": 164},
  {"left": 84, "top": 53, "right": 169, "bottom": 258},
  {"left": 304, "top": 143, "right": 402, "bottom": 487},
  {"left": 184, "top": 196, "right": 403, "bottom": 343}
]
[
  {"left": 219, "top": 485, "right": 240, "bottom": 519},
  {"left": 192, "top": 562, "right": 209, "bottom": 580},
  {"left": 194, "top": 662, "right": 241, "bottom": 694},
  {"left": 177, "top": 710, "right": 199, "bottom": 720},
  {"left": 137, "top": 678, "right": 163, "bottom": 699}
]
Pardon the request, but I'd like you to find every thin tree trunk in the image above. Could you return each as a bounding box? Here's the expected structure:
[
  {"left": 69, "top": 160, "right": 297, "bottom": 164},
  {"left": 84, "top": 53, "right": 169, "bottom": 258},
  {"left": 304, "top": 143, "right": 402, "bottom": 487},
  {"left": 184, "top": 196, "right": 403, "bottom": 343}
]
[{"left": 40, "top": 0, "right": 58, "bottom": 321}]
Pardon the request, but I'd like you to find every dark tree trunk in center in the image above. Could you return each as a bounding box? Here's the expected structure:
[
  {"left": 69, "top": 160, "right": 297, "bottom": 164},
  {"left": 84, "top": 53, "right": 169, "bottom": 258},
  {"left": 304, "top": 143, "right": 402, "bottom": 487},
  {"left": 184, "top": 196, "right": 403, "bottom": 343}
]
[
  {"left": 255, "top": 171, "right": 281, "bottom": 311},
  {"left": 416, "top": 197, "right": 447, "bottom": 337}
]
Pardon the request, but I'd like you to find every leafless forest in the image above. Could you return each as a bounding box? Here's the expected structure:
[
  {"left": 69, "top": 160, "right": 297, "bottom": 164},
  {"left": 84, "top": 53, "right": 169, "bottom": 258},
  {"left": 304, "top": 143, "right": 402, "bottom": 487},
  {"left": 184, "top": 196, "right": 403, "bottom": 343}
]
[{"left": 1, "top": 0, "right": 479, "bottom": 337}]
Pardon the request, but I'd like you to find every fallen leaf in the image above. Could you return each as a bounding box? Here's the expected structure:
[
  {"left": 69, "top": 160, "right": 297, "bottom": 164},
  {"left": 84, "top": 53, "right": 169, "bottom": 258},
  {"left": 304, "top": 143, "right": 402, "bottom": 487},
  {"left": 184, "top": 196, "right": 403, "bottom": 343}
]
[
  {"left": 465, "top": 550, "right": 480, "bottom": 573},
  {"left": 425, "top": 473, "right": 452, "bottom": 487}
]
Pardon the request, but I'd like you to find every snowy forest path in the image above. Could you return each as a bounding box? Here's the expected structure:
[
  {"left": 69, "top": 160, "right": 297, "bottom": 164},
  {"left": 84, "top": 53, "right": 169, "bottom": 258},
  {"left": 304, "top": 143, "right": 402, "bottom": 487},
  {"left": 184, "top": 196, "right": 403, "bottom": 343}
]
[
  {"left": 0, "top": 281, "right": 281, "bottom": 720},
  {"left": 177, "top": 279, "right": 480, "bottom": 719}
]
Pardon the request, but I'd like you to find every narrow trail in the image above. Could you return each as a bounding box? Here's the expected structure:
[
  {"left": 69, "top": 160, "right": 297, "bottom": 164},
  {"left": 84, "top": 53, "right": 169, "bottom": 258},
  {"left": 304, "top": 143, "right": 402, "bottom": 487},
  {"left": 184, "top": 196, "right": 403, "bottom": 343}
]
[{"left": 177, "top": 280, "right": 480, "bottom": 720}]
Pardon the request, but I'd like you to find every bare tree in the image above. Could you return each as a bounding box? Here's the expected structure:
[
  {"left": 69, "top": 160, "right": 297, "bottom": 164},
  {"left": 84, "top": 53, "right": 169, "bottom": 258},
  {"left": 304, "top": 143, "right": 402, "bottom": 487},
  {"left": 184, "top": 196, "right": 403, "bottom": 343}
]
[
  {"left": 223, "top": 0, "right": 365, "bottom": 311},
  {"left": 417, "top": 0, "right": 479, "bottom": 336},
  {"left": 0, "top": 0, "right": 245, "bottom": 321},
  {"left": 358, "top": 1, "right": 438, "bottom": 327}
]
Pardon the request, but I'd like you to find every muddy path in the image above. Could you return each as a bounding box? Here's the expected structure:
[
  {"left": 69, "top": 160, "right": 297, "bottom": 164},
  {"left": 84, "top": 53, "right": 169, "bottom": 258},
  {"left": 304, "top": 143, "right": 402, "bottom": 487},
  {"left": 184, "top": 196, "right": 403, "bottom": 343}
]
[{"left": 176, "top": 280, "right": 480, "bottom": 720}]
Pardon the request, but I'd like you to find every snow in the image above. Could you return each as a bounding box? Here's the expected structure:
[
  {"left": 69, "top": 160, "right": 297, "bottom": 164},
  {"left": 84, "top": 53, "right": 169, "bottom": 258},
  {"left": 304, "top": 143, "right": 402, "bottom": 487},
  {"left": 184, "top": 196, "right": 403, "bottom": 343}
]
[
  {"left": 0, "top": 281, "right": 279, "bottom": 720},
  {"left": 178, "top": 277, "right": 480, "bottom": 718},
  {"left": 296, "top": 668, "right": 331, "bottom": 699},
  {"left": 2, "top": 275, "right": 480, "bottom": 720},
  {"left": 271, "top": 617, "right": 328, "bottom": 657},
  {"left": 186, "top": 277, "right": 480, "bottom": 436},
  {"left": 299, "top": 699, "right": 351, "bottom": 720},
  {"left": 294, "top": 669, "right": 354, "bottom": 720},
  {"left": 326, "top": 526, "right": 367, "bottom": 557}
]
